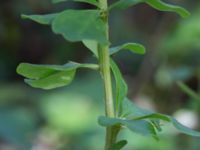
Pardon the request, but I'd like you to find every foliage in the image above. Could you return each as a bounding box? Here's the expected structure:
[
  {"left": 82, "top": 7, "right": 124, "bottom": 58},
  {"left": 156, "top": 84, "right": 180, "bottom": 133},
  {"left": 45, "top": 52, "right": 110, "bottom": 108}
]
[{"left": 16, "top": 0, "right": 200, "bottom": 149}]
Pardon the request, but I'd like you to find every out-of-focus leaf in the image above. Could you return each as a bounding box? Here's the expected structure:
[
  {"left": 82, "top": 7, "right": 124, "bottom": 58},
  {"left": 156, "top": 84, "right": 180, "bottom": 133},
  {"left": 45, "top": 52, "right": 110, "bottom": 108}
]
[
  {"left": 110, "top": 0, "right": 190, "bottom": 18},
  {"left": 82, "top": 40, "right": 98, "bottom": 57},
  {"left": 52, "top": 9, "right": 108, "bottom": 44},
  {"left": 52, "top": 0, "right": 98, "bottom": 6},
  {"left": 21, "top": 13, "right": 58, "bottom": 25},
  {"left": 110, "top": 43, "right": 146, "bottom": 55},
  {"left": 171, "top": 118, "right": 200, "bottom": 137},
  {"left": 177, "top": 81, "right": 200, "bottom": 101},
  {"left": 17, "top": 62, "right": 98, "bottom": 89},
  {"left": 162, "top": 10, "right": 200, "bottom": 55},
  {"left": 108, "top": 140, "right": 127, "bottom": 150},
  {"left": 110, "top": 59, "right": 128, "bottom": 116},
  {"left": 0, "top": 109, "right": 36, "bottom": 149}
]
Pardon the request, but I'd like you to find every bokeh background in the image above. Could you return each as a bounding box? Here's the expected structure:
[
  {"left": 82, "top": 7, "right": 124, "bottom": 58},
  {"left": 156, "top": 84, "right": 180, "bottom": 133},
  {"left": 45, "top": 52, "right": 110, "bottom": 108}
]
[{"left": 1, "top": 0, "right": 200, "bottom": 149}]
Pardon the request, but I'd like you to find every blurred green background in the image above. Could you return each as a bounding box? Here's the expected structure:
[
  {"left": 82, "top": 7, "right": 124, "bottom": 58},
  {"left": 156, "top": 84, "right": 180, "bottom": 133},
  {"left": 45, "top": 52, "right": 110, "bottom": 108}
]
[{"left": 0, "top": 0, "right": 200, "bottom": 149}]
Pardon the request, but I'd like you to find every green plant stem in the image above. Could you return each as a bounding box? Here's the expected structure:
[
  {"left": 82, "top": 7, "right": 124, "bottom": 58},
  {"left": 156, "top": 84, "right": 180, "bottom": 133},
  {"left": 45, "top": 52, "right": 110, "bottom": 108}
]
[{"left": 98, "top": 0, "right": 119, "bottom": 149}]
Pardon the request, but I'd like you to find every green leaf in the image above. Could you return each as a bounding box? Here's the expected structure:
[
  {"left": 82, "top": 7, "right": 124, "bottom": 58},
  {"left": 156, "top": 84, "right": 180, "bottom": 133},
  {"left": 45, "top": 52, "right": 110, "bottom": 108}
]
[
  {"left": 177, "top": 81, "right": 200, "bottom": 101},
  {"left": 17, "top": 62, "right": 98, "bottom": 89},
  {"left": 52, "top": 9, "right": 108, "bottom": 44},
  {"left": 98, "top": 116, "right": 157, "bottom": 137},
  {"left": 108, "top": 140, "right": 127, "bottom": 150},
  {"left": 110, "top": 59, "right": 128, "bottom": 116},
  {"left": 24, "top": 70, "right": 76, "bottom": 90},
  {"left": 121, "top": 98, "right": 153, "bottom": 118},
  {"left": 110, "top": 0, "right": 190, "bottom": 18},
  {"left": 121, "top": 98, "right": 200, "bottom": 137},
  {"left": 82, "top": 40, "right": 98, "bottom": 57},
  {"left": 171, "top": 118, "right": 200, "bottom": 137},
  {"left": 21, "top": 13, "right": 58, "bottom": 25},
  {"left": 145, "top": 0, "right": 190, "bottom": 18},
  {"left": 110, "top": 43, "right": 146, "bottom": 55},
  {"left": 109, "top": 0, "right": 142, "bottom": 10},
  {"left": 52, "top": 0, "right": 99, "bottom": 6}
]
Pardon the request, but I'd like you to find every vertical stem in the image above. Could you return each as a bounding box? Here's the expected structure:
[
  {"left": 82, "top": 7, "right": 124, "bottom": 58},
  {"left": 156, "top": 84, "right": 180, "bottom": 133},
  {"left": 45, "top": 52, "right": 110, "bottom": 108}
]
[{"left": 98, "top": 0, "right": 118, "bottom": 149}]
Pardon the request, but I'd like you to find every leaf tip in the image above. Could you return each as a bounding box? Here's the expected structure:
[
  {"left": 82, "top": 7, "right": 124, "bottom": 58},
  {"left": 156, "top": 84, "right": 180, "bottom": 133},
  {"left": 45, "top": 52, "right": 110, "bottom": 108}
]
[
  {"left": 178, "top": 7, "right": 191, "bottom": 18},
  {"left": 21, "top": 14, "right": 28, "bottom": 19}
]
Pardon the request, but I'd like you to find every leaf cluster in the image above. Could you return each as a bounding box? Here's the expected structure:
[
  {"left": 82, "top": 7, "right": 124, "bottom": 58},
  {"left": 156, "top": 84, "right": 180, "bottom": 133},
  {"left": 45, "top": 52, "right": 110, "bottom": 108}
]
[{"left": 16, "top": 0, "right": 199, "bottom": 149}]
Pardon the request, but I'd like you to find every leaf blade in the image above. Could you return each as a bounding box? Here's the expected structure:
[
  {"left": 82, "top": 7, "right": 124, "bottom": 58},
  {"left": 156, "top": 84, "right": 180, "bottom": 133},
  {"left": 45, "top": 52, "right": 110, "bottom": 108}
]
[
  {"left": 52, "top": 0, "right": 99, "bottom": 6},
  {"left": 82, "top": 40, "right": 98, "bottom": 57},
  {"left": 98, "top": 116, "right": 157, "bottom": 137},
  {"left": 21, "top": 13, "right": 58, "bottom": 25},
  {"left": 146, "top": 0, "right": 190, "bottom": 18},
  {"left": 121, "top": 98, "right": 200, "bottom": 137},
  {"left": 110, "top": 0, "right": 190, "bottom": 18},
  {"left": 110, "top": 43, "right": 146, "bottom": 55},
  {"left": 52, "top": 9, "right": 108, "bottom": 44},
  {"left": 17, "top": 62, "right": 98, "bottom": 89},
  {"left": 24, "top": 70, "right": 76, "bottom": 90},
  {"left": 110, "top": 59, "right": 128, "bottom": 116}
]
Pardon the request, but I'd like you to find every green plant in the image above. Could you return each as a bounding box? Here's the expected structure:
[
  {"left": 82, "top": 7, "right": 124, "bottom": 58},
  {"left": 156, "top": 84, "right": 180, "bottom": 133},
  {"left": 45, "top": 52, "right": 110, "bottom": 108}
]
[{"left": 16, "top": 0, "right": 200, "bottom": 149}]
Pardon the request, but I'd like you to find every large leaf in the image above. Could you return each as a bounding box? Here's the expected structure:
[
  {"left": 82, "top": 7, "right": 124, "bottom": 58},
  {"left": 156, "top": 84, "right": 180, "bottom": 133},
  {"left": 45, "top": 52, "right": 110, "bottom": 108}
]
[
  {"left": 110, "top": 0, "right": 190, "bottom": 18},
  {"left": 17, "top": 62, "right": 98, "bottom": 90},
  {"left": 52, "top": 0, "right": 98, "bottom": 6},
  {"left": 52, "top": 9, "right": 108, "bottom": 44},
  {"left": 98, "top": 116, "right": 157, "bottom": 137},
  {"left": 108, "top": 140, "right": 127, "bottom": 150},
  {"left": 110, "top": 59, "right": 128, "bottom": 116},
  {"left": 21, "top": 13, "right": 58, "bottom": 25},
  {"left": 110, "top": 43, "right": 146, "bottom": 55}
]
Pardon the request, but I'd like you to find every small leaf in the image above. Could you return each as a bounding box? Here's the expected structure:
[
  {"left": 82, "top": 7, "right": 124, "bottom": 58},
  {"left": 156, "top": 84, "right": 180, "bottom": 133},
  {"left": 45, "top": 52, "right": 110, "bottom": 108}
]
[
  {"left": 17, "top": 62, "right": 98, "bottom": 89},
  {"left": 110, "top": 43, "right": 146, "bottom": 55},
  {"left": 21, "top": 13, "right": 58, "bottom": 25},
  {"left": 110, "top": 59, "right": 128, "bottom": 116},
  {"left": 82, "top": 40, "right": 98, "bottom": 57},
  {"left": 52, "top": 0, "right": 99, "bottom": 6},
  {"left": 98, "top": 116, "right": 157, "bottom": 137},
  {"left": 145, "top": 0, "right": 190, "bottom": 18},
  {"left": 110, "top": 0, "right": 190, "bottom": 18},
  {"left": 52, "top": 9, "right": 108, "bottom": 44},
  {"left": 108, "top": 140, "right": 127, "bottom": 150}
]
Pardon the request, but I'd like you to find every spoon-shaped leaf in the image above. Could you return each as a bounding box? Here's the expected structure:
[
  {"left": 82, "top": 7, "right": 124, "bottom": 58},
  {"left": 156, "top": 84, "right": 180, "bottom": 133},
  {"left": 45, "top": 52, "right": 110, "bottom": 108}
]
[{"left": 17, "top": 62, "right": 98, "bottom": 89}]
